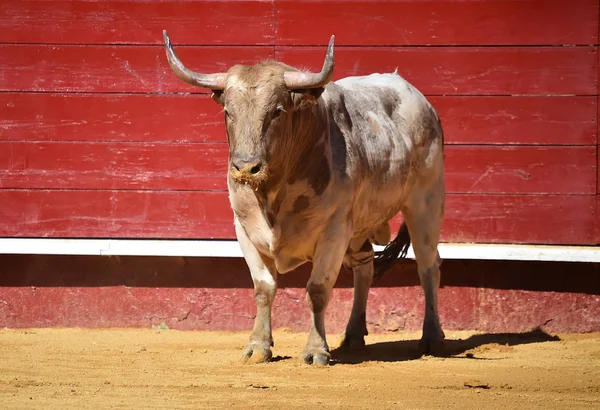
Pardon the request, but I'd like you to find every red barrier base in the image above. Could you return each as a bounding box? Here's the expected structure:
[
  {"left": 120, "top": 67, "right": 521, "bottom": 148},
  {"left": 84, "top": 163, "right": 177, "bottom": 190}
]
[{"left": 1, "top": 255, "right": 598, "bottom": 334}]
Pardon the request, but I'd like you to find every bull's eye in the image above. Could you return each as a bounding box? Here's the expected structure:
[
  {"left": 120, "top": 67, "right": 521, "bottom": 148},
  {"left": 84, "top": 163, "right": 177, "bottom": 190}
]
[
  {"left": 224, "top": 108, "right": 232, "bottom": 121},
  {"left": 274, "top": 105, "right": 286, "bottom": 118}
]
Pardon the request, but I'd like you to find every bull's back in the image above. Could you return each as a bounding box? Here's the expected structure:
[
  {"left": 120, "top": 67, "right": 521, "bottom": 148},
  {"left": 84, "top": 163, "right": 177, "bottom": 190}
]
[{"left": 325, "top": 73, "right": 444, "bottom": 236}]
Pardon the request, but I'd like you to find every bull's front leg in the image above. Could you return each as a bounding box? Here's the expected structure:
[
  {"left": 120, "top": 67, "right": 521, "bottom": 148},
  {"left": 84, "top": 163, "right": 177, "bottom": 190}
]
[
  {"left": 302, "top": 212, "right": 352, "bottom": 366},
  {"left": 341, "top": 238, "right": 374, "bottom": 349},
  {"left": 235, "top": 218, "right": 278, "bottom": 363}
]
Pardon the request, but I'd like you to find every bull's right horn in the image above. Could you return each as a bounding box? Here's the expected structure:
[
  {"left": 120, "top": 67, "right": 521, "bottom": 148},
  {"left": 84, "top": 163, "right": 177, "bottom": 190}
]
[{"left": 163, "top": 30, "right": 226, "bottom": 90}]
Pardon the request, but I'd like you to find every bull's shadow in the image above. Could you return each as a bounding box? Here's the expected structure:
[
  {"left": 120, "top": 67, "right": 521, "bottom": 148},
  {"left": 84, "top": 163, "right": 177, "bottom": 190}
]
[{"left": 330, "top": 327, "right": 559, "bottom": 364}]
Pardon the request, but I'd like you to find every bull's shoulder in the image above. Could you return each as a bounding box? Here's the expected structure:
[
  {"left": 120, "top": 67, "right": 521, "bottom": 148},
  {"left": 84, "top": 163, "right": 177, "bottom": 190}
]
[
  {"left": 333, "top": 72, "right": 417, "bottom": 98},
  {"left": 327, "top": 73, "right": 432, "bottom": 118},
  {"left": 328, "top": 72, "right": 440, "bottom": 132},
  {"left": 322, "top": 72, "right": 443, "bottom": 182},
  {"left": 334, "top": 72, "right": 407, "bottom": 86}
]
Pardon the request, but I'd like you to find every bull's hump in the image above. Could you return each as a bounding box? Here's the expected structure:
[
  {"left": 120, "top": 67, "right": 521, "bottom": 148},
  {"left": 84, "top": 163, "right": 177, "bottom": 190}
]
[{"left": 335, "top": 72, "right": 404, "bottom": 88}]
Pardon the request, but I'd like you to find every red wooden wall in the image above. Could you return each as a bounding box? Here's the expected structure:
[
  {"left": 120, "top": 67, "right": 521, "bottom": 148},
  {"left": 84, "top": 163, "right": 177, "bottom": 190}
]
[{"left": 1, "top": 0, "right": 598, "bottom": 245}]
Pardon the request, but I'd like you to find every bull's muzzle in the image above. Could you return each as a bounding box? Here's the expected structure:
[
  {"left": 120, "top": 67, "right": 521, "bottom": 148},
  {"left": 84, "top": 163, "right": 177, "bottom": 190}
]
[
  {"left": 232, "top": 157, "right": 263, "bottom": 175},
  {"left": 229, "top": 157, "right": 268, "bottom": 189}
]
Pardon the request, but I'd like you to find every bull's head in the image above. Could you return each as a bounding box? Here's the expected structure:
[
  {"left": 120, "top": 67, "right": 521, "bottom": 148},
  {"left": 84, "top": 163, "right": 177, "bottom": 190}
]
[{"left": 163, "top": 30, "right": 334, "bottom": 189}]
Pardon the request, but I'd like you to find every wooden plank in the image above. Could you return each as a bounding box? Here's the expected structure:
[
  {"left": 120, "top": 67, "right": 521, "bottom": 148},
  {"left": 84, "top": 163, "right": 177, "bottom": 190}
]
[
  {"left": 0, "top": 93, "right": 226, "bottom": 143},
  {"left": 2, "top": 93, "right": 595, "bottom": 145},
  {"left": 597, "top": 196, "right": 600, "bottom": 243},
  {"left": 275, "top": 46, "right": 597, "bottom": 96},
  {"left": 2, "top": 45, "right": 595, "bottom": 95},
  {"left": 0, "top": 45, "right": 274, "bottom": 93},
  {"left": 0, "top": 142, "right": 229, "bottom": 191},
  {"left": 4, "top": 0, "right": 597, "bottom": 47},
  {"left": 445, "top": 146, "right": 596, "bottom": 195},
  {"left": 0, "top": 143, "right": 594, "bottom": 194},
  {"left": 440, "top": 195, "right": 597, "bottom": 245},
  {"left": 1, "top": 1, "right": 274, "bottom": 45},
  {"left": 0, "top": 190, "right": 594, "bottom": 244},
  {"left": 276, "top": 0, "right": 598, "bottom": 46},
  {"left": 0, "top": 190, "right": 235, "bottom": 239},
  {"left": 597, "top": 0, "right": 600, "bottom": 192},
  {"left": 597, "top": 42, "right": 600, "bottom": 197},
  {"left": 430, "top": 96, "right": 597, "bottom": 146}
]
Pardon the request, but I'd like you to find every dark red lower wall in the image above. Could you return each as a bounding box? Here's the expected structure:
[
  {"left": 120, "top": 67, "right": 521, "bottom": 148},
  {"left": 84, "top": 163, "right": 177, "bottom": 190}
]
[{"left": 0, "top": 255, "right": 598, "bottom": 334}]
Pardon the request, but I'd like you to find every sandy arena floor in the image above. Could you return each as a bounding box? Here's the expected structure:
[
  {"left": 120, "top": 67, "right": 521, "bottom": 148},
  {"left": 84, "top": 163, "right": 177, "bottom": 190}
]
[{"left": 0, "top": 328, "right": 598, "bottom": 409}]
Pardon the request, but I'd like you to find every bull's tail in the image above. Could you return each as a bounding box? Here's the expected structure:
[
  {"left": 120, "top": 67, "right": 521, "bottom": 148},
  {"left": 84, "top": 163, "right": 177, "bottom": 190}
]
[{"left": 373, "top": 222, "right": 411, "bottom": 278}]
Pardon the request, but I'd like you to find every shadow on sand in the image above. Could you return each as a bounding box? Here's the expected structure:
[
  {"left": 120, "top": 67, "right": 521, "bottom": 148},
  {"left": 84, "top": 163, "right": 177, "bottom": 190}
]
[{"left": 331, "top": 327, "right": 560, "bottom": 365}]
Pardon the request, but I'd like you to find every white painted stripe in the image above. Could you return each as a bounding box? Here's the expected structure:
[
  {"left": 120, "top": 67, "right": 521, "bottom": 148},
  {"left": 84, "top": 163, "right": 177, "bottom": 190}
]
[
  {"left": 436, "top": 244, "right": 600, "bottom": 263},
  {"left": 0, "top": 238, "right": 112, "bottom": 256},
  {"left": 103, "top": 239, "right": 244, "bottom": 258},
  {"left": 0, "top": 238, "right": 598, "bottom": 262}
]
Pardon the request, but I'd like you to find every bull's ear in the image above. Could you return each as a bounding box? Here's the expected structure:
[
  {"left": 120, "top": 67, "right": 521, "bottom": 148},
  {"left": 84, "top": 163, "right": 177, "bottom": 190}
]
[
  {"left": 211, "top": 90, "right": 224, "bottom": 106},
  {"left": 291, "top": 87, "right": 324, "bottom": 110}
]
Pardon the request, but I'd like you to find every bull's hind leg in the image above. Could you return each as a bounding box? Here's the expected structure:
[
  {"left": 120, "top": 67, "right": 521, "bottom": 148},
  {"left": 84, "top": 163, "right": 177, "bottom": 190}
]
[
  {"left": 235, "top": 219, "right": 278, "bottom": 363},
  {"left": 403, "top": 176, "right": 446, "bottom": 354},
  {"left": 341, "top": 238, "right": 374, "bottom": 349}
]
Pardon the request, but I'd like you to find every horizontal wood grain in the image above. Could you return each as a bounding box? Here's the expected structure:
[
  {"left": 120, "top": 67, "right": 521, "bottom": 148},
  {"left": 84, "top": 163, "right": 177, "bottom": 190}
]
[
  {"left": 439, "top": 194, "right": 597, "bottom": 245},
  {"left": 0, "top": 45, "right": 273, "bottom": 93},
  {"left": 0, "top": 190, "right": 235, "bottom": 239},
  {"left": 388, "top": 195, "right": 597, "bottom": 245},
  {"left": 275, "top": 0, "right": 598, "bottom": 46},
  {"left": 1, "top": 93, "right": 595, "bottom": 145},
  {"left": 0, "top": 93, "right": 226, "bottom": 143},
  {"left": 1, "top": 45, "right": 595, "bottom": 95},
  {"left": 0, "top": 142, "right": 229, "bottom": 191},
  {"left": 1, "top": 1, "right": 274, "bottom": 45},
  {"left": 0, "top": 190, "right": 594, "bottom": 244},
  {"left": 444, "top": 146, "right": 596, "bottom": 195},
  {"left": 0, "top": 142, "right": 594, "bottom": 194},
  {"left": 597, "top": 196, "right": 600, "bottom": 239},
  {"left": 430, "top": 96, "right": 597, "bottom": 145},
  {"left": 3, "top": 1, "right": 598, "bottom": 47},
  {"left": 276, "top": 46, "right": 597, "bottom": 95}
]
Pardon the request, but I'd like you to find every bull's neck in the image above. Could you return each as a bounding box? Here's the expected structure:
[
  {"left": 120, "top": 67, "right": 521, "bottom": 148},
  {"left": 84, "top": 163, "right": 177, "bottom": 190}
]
[
  {"left": 268, "top": 101, "right": 331, "bottom": 191},
  {"left": 249, "top": 100, "right": 332, "bottom": 229}
]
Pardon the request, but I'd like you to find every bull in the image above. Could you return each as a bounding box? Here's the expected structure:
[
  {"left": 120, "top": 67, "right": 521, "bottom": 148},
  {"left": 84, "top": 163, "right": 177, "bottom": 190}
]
[{"left": 163, "top": 32, "right": 446, "bottom": 365}]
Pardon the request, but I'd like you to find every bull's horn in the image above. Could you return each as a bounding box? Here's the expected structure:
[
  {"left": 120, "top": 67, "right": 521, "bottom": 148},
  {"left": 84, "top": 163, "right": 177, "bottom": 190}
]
[
  {"left": 283, "top": 35, "right": 335, "bottom": 90},
  {"left": 163, "top": 30, "right": 226, "bottom": 90}
]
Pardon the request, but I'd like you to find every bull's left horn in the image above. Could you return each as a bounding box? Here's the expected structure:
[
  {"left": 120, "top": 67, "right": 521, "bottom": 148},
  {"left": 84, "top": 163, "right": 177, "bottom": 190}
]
[
  {"left": 163, "top": 30, "right": 226, "bottom": 90},
  {"left": 283, "top": 35, "right": 335, "bottom": 90}
]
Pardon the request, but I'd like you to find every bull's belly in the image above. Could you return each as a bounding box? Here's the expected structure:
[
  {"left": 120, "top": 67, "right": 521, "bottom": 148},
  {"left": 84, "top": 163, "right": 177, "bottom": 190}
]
[
  {"left": 351, "top": 182, "right": 407, "bottom": 239},
  {"left": 352, "top": 208, "right": 401, "bottom": 240},
  {"left": 238, "top": 179, "right": 406, "bottom": 272}
]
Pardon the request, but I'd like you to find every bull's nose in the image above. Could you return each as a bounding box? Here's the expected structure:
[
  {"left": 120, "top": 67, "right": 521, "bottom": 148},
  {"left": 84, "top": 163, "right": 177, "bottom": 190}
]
[{"left": 232, "top": 157, "right": 263, "bottom": 175}]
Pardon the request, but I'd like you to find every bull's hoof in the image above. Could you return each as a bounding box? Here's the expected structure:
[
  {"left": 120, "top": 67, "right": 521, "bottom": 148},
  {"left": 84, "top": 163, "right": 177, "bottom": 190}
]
[
  {"left": 241, "top": 344, "right": 272, "bottom": 364},
  {"left": 339, "top": 333, "right": 366, "bottom": 350},
  {"left": 301, "top": 348, "right": 331, "bottom": 366},
  {"left": 419, "top": 329, "right": 446, "bottom": 356}
]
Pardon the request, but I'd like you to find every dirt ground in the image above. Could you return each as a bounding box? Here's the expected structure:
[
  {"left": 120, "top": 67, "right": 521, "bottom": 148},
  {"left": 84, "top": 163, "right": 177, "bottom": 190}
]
[{"left": 0, "top": 328, "right": 599, "bottom": 409}]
